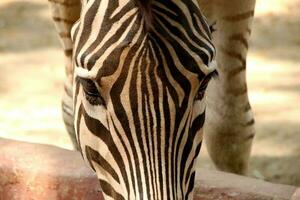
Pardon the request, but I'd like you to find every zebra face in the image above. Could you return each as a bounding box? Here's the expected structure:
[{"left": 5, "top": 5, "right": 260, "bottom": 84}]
[{"left": 72, "top": 0, "right": 216, "bottom": 199}]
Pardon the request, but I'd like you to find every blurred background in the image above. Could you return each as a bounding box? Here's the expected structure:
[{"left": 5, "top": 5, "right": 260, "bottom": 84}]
[{"left": 0, "top": 0, "right": 299, "bottom": 187}]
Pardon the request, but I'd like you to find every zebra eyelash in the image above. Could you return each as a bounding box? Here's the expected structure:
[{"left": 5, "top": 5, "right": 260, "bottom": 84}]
[
  {"left": 195, "top": 69, "right": 218, "bottom": 101},
  {"left": 79, "top": 78, "right": 99, "bottom": 96},
  {"left": 78, "top": 77, "right": 106, "bottom": 106},
  {"left": 209, "top": 21, "right": 217, "bottom": 34}
]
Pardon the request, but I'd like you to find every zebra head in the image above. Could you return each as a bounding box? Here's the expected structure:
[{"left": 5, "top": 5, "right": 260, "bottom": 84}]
[{"left": 71, "top": 0, "right": 216, "bottom": 199}]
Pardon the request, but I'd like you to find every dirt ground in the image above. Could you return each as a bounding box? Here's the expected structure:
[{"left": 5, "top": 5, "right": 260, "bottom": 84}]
[{"left": 0, "top": 0, "right": 299, "bottom": 187}]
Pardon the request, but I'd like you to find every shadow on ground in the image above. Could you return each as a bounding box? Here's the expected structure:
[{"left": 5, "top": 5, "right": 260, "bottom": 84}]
[
  {"left": 250, "top": 154, "right": 300, "bottom": 186},
  {"left": 199, "top": 120, "right": 300, "bottom": 187},
  {"left": 250, "top": 120, "right": 300, "bottom": 186}
]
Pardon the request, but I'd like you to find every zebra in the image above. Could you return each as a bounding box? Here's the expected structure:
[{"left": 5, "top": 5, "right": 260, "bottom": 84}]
[{"left": 49, "top": 0, "right": 256, "bottom": 199}]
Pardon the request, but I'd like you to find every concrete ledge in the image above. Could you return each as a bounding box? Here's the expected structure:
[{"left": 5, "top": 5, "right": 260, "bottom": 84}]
[
  {"left": 0, "top": 138, "right": 103, "bottom": 200},
  {"left": 195, "top": 170, "right": 297, "bottom": 200},
  {"left": 0, "top": 138, "right": 298, "bottom": 200}
]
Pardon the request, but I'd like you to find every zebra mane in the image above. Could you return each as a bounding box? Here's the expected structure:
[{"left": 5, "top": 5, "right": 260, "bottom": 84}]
[{"left": 135, "top": 0, "right": 153, "bottom": 30}]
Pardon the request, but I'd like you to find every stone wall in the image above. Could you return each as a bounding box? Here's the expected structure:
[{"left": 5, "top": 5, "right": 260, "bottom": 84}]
[{"left": 0, "top": 138, "right": 298, "bottom": 200}]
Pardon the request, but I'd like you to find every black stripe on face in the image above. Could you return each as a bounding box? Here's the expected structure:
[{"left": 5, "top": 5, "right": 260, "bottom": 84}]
[
  {"left": 185, "top": 141, "right": 202, "bottom": 185},
  {"left": 152, "top": 1, "right": 215, "bottom": 67},
  {"left": 185, "top": 171, "right": 196, "bottom": 200},
  {"left": 74, "top": 0, "right": 102, "bottom": 67},
  {"left": 149, "top": 36, "right": 193, "bottom": 198},
  {"left": 143, "top": 47, "right": 160, "bottom": 199},
  {"left": 149, "top": 41, "right": 175, "bottom": 200},
  {"left": 109, "top": 20, "right": 145, "bottom": 197},
  {"left": 149, "top": 34, "right": 192, "bottom": 97},
  {"left": 180, "top": 112, "right": 205, "bottom": 187},
  {"left": 151, "top": 63, "right": 163, "bottom": 200},
  {"left": 74, "top": 77, "right": 81, "bottom": 109},
  {"left": 184, "top": 0, "right": 212, "bottom": 39},
  {"left": 99, "top": 179, "right": 125, "bottom": 200},
  {"left": 109, "top": 117, "right": 137, "bottom": 198},
  {"left": 140, "top": 49, "right": 160, "bottom": 199},
  {"left": 129, "top": 49, "right": 152, "bottom": 199},
  {"left": 85, "top": 146, "right": 120, "bottom": 183},
  {"left": 174, "top": 116, "right": 190, "bottom": 199},
  {"left": 76, "top": 103, "right": 84, "bottom": 156},
  {"left": 80, "top": 105, "right": 131, "bottom": 196},
  {"left": 153, "top": 14, "right": 210, "bottom": 73},
  {"left": 85, "top": 10, "right": 137, "bottom": 70},
  {"left": 161, "top": 77, "right": 172, "bottom": 200}
]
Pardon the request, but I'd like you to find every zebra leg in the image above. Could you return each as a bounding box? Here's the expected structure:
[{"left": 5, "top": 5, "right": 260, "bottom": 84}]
[
  {"left": 198, "top": 0, "right": 256, "bottom": 175},
  {"left": 48, "top": 0, "right": 81, "bottom": 150}
]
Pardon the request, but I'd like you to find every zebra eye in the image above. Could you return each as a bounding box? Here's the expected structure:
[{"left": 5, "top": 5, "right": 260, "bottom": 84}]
[
  {"left": 195, "top": 70, "right": 218, "bottom": 100},
  {"left": 79, "top": 78, "right": 99, "bottom": 96},
  {"left": 78, "top": 78, "right": 105, "bottom": 106}
]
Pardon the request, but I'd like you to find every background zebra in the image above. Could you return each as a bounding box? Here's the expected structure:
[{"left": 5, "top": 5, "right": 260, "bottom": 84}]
[{"left": 48, "top": 0, "right": 255, "bottom": 199}]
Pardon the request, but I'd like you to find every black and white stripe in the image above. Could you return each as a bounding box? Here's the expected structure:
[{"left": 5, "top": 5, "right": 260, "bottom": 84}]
[{"left": 72, "top": 0, "right": 216, "bottom": 199}]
